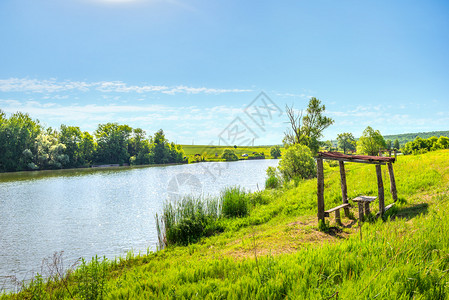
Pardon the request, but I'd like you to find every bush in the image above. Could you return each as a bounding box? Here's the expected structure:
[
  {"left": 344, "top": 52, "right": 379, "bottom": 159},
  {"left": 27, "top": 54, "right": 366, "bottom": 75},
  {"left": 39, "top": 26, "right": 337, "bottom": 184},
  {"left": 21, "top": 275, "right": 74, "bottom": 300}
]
[
  {"left": 248, "top": 152, "right": 265, "bottom": 160},
  {"left": 221, "top": 186, "right": 249, "bottom": 218},
  {"left": 221, "top": 149, "right": 238, "bottom": 161},
  {"left": 265, "top": 166, "right": 281, "bottom": 189},
  {"left": 278, "top": 144, "right": 316, "bottom": 181}
]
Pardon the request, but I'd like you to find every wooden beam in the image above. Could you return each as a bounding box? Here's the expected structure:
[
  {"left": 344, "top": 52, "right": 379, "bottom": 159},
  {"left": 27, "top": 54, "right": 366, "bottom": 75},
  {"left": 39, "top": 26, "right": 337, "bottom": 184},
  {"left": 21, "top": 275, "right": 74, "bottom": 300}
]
[
  {"left": 387, "top": 162, "right": 398, "bottom": 202},
  {"left": 321, "top": 157, "right": 386, "bottom": 165},
  {"left": 339, "top": 161, "right": 350, "bottom": 218},
  {"left": 376, "top": 164, "right": 385, "bottom": 216},
  {"left": 317, "top": 158, "right": 325, "bottom": 223}
]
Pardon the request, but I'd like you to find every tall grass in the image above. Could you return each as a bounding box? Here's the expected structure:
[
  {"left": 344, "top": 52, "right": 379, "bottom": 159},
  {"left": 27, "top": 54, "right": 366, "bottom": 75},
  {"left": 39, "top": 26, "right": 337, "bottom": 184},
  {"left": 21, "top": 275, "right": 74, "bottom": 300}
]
[
  {"left": 156, "top": 186, "right": 252, "bottom": 247},
  {"left": 155, "top": 196, "right": 222, "bottom": 248},
  {"left": 221, "top": 186, "right": 249, "bottom": 218}
]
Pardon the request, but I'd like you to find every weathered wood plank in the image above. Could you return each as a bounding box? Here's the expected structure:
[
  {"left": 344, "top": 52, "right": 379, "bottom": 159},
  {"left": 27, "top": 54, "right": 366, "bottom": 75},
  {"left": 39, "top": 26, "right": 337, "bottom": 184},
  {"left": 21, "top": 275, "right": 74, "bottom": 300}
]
[
  {"left": 387, "top": 162, "right": 398, "bottom": 202},
  {"left": 324, "top": 203, "right": 351, "bottom": 214},
  {"left": 376, "top": 164, "right": 385, "bottom": 216},
  {"left": 317, "top": 158, "right": 325, "bottom": 222},
  {"left": 352, "top": 196, "right": 377, "bottom": 202}
]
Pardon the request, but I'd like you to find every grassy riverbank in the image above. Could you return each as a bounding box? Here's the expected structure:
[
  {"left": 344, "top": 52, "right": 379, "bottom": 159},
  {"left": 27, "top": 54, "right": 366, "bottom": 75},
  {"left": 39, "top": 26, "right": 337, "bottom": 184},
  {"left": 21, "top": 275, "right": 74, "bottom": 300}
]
[{"left": 2, "top": 150, "right": 449, "bottom": 299}]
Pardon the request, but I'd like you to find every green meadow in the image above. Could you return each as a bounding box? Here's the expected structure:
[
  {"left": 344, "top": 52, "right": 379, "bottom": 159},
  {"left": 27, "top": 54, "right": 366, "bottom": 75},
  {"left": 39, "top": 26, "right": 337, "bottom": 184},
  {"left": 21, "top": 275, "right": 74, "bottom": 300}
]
[
  {"left": 3, "top": 150, "right": 449, "bottom": 299},
  {"left": 182, "top": 145, "right": 280, "bottom": 161}
]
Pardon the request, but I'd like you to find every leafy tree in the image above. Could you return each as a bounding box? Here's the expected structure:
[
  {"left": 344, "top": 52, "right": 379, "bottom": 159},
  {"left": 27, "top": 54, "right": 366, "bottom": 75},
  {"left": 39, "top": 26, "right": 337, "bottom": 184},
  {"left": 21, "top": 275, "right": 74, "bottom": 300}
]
[
  {"left": 150, "top": 129, "right": 185, "bottom": 164},
  {"left": 270, "top": 145, "right": 281, "bottom": 158},
  {"left": 283, "top": 98, "right": 334, "bottom": 154},
  {"left": 95, "top": 123, "right": 132, "bottom": 164},
  {"left": 221, "top": 149, "right": 238, "bottom": 161},
  {"left": 323, "top": 140, "right": 333, "bottom": 151},
  {"left": 0, "top": 111, "right": 41, "bottom": 171},
  {"left": 35, "top": 128, "right": 69, "bottom": 169},
  {"left": 436, "top": 136, "right": 449, "bottom": 149},
  {"left": 278, "top": 144, "right": 316, "bottom": 181},
  {"left": 152, "top": 129, "right": 171, "bottom": 164},
  {"left": 80, "top": 132, "right": 96, "bottom": 165},
  {"left": 357, "top": 126, "right": 386, "bottom": 156},
  {"left": 393, "top": 139, "right": 400, "bottom": 150},
  {"left": 337, "top": 133, "right": 356, "bottom": 154},
  {"left": 385, "top": 139, "right": 392, "bottom": 150},
  {"left": 59, "top": 125, "right": 83, "bottom": 167}
]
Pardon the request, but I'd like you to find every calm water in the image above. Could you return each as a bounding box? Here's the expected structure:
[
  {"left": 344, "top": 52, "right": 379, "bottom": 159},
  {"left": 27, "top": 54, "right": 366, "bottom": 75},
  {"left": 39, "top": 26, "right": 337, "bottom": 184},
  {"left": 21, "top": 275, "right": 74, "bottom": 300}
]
[{"left": 0, "top": 159, "right": 278, "bottom": 289}]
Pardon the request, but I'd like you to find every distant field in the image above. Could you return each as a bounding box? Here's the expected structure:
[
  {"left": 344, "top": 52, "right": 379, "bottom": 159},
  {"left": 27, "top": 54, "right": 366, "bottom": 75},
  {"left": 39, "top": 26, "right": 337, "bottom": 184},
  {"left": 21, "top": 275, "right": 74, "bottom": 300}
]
[{"left": 181, "top": 145, "right": 282, "bottom": 160}]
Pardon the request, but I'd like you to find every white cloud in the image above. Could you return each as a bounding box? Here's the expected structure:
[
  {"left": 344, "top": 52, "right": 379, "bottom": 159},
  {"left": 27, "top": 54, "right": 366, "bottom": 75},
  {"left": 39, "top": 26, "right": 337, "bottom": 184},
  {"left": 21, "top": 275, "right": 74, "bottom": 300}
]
[{"left": 0, "top": 78, "right": 252, "bottom": 95}]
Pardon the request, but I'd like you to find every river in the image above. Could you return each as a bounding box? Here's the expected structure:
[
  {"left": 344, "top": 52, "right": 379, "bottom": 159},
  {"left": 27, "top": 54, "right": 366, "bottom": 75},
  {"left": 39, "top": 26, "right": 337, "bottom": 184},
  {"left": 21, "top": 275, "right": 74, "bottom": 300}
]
[{"left": 0, "top": 159, "right": 279, "bottom": 290}]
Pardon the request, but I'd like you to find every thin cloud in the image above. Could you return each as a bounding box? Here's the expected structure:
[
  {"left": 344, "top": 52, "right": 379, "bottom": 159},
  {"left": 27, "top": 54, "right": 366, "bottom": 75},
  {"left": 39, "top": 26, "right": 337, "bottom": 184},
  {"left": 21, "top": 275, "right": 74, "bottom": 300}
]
[{"left": 0, "top": 78, "right": 252, "bottom": 95}]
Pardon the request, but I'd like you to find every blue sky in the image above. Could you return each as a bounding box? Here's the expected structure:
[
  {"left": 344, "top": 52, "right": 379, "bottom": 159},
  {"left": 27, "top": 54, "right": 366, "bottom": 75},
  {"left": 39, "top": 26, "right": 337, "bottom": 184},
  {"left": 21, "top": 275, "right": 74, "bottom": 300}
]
[{"left": 1, "top": 0, "right": 448, "bottom": 145}]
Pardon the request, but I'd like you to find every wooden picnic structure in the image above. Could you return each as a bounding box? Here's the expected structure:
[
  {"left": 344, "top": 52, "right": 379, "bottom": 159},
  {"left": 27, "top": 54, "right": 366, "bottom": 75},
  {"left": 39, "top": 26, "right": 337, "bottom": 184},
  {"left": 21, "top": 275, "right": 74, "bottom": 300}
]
[{"left": 316, "top": 152, "right": 398, "bottom": 223}]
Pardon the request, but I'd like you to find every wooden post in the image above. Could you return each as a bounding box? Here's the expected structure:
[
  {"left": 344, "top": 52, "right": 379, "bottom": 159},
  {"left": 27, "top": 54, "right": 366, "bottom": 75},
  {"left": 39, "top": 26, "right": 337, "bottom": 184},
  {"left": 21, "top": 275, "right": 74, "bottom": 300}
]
[
  {"left": 376, "top": 164, "right": 385, "bottom": 216},
  {"left": 335, "top": 209, "right": 341, "bottom": 225},
  {"left": 339, "top": 161, "right": 350, "bottom": 218},
  {"left": 394, "top": 149, "right": 397, "bottom": 159},
  {"left": 364, "top": 202, "right": 370, "bottom": 215},
  {"left": 317, "top": 158, "right": 325, "bottom": 223},
  {"left": 358, "top": 203, "right": 364, "bottom": 221},
  {"left": 387, "top": 162, "right": 398, "bottom": 202}
]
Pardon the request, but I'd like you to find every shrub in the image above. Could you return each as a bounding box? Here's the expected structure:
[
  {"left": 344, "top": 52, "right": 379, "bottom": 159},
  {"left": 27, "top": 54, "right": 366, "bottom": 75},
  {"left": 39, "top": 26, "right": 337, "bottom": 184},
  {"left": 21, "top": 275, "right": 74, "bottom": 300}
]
[
  {"left": 265, "top": 176, "right": 280, "bottom": 189},
  {"left": 221, "top": 186, "right": 249, "bottom": 218},
  {"left": 265, "top": 166, "right": 281, "bottom": 189},
  {"left": 278, "top": 144, "right": 316, "bottom": 181},
  {"left": 248, "top": 152, "right": 265, "bottom": 160},
  {"left": 221, "top": 149, "right": 238, "bottom": 161}
]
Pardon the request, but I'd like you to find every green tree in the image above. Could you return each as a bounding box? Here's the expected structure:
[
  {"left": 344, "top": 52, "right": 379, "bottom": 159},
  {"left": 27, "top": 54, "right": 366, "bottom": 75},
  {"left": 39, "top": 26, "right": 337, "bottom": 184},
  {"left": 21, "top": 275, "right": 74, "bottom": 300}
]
[
  {"left": 0, "top": 111, "right": 41, "bottom": 171},
  {"left": 35, "top": 128, "right": 69, "bottom": 169},
  {"left": 385, "top": 139, "right": 392, "bottom": 150},
  {"left": 436, "top": 136, "right": 449, "bottom": 149},
  {"left": 222, "top": 149, "right": 238, "bottom": 161},
  {"left": 337, "top": 133, "right": 356, "bottom": 154},
  {"left": 284, "top": 98, "right": 334, "bottom": 154},
  {"left": 393, "top": 139, "right": 400, "bottom": 150},
  {"left": 278, "top": 144, "right": 316, "bottom": 181},
  {"left": 270, "top": 145, "right": 282, "bottom": 158},
  {"left": 80, "top": 131, "right": 96, "bottom": 165},
  {"left": 94, "top": 123, "right": 132, "bottom": 164},
  {"left": 59, "top": 125, "right": 83, "bottom": 167},
  {"left": 357, "top": 126, "right": 386, "bottom": 156},
  {"left": 152, "top": 129, "right": 170, "bottom": 164}
]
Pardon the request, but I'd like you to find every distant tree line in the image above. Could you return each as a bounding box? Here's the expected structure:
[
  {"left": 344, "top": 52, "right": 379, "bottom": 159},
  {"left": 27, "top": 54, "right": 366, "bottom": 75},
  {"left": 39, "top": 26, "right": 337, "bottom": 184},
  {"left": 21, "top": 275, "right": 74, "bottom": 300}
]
[
  {"left": 383, "top": 130, "right": 449, "bottom": 147},
  {"left": 0, "top": 110, "right": 185, "bottom": 172},
  {"left": 402, "top": 136, "right": 449, "bottom": 155}
]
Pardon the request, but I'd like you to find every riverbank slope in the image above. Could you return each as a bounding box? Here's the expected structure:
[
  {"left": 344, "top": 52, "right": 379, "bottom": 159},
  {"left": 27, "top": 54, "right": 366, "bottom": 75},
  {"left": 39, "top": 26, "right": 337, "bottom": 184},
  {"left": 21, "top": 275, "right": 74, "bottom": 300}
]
[{"left": 2, "top": 150, "right": 449, "bottom": 299}]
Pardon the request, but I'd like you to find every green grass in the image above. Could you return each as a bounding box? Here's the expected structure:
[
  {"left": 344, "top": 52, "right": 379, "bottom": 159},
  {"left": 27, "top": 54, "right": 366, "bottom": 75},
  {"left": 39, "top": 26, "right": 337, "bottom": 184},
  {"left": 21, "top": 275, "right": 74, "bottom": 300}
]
[{"left": 3, "top": 150, "right": 449, "bottom": 299}]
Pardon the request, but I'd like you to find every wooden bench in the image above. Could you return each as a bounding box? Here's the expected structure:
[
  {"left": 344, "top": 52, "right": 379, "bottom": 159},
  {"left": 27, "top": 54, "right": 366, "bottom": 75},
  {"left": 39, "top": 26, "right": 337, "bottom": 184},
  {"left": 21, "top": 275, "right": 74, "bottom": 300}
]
[
  {"left": 324, "top": 203, "right": 351, "bottom": 225},
  {"left": 352, "top": 196, "right": 376, "bottom": 221}
]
